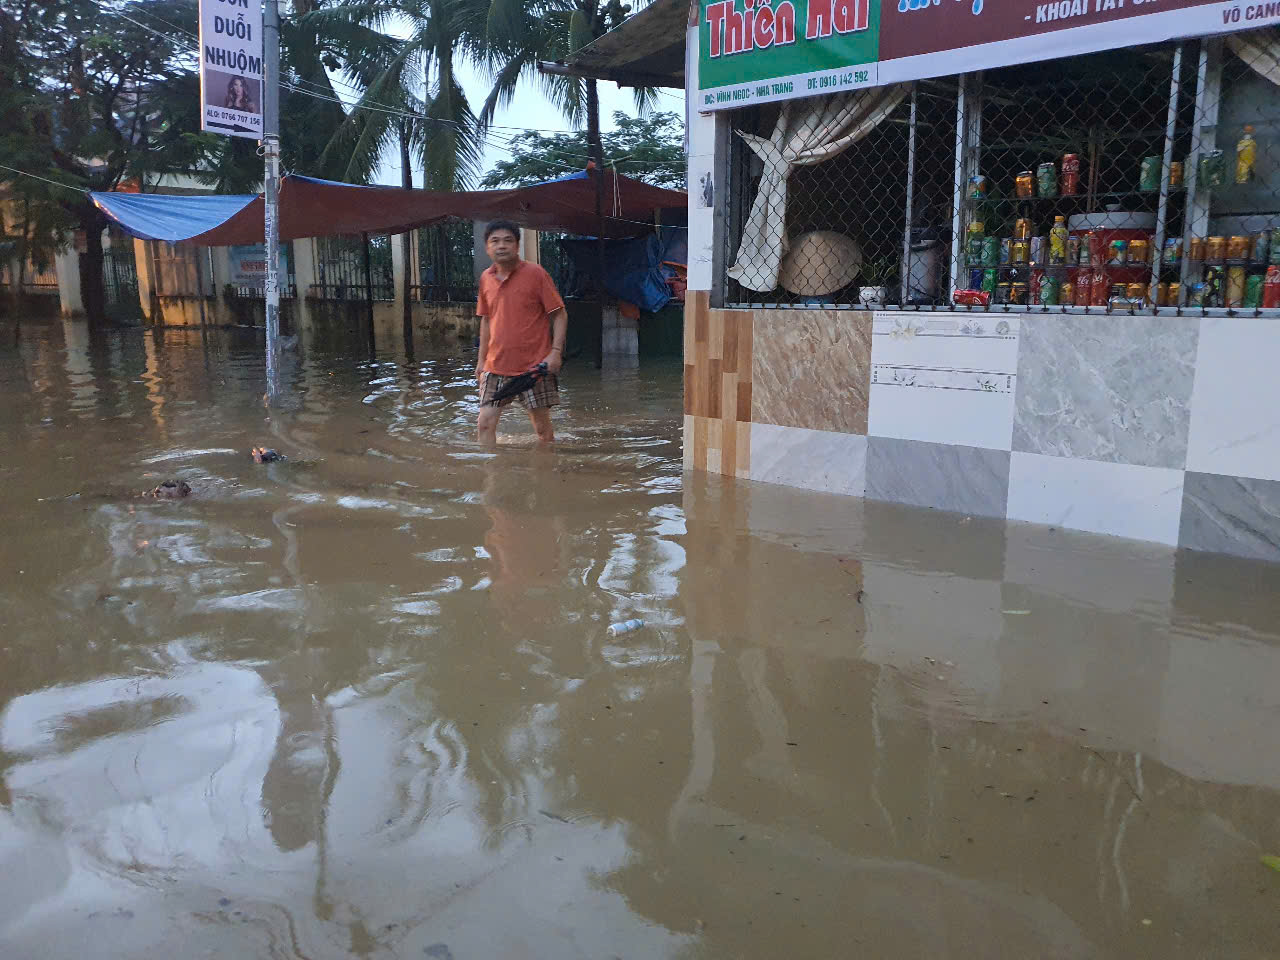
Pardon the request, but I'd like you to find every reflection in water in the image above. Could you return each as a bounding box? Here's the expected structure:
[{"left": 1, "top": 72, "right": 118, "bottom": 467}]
[{"left": 0, "top": 319, "right": 1278, "bottom": 958}]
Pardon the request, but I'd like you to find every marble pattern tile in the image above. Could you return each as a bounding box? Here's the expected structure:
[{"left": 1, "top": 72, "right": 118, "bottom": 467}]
[
  {"left": 1006, "top": 451, "right": 1185, "bottom": 546},
  {"left": 1186, "top": 318, "right": 1280, "bottom": 482},
  {"left": 752, "top": 310, "right": 872, "bottom": 434},
  {"left": 865, "top": 436, "right": 1010, "bottom": 519},
  {"left": 1012, "top": 314, "right": 1198, "bottom": 469},
  {"left": 1179, "top": 472, "right": 1280, "bottom": 563},
  {"left": 868, "top": 312, "right": 1019, "bottom": 451},
  {"left": 749, "top": 422, "right": 867, "bottom": 496}
]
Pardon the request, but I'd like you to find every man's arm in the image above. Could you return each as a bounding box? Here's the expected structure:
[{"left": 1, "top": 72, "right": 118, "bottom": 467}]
[
  {"left": 542, "top": 307, "right": 568, "bottom": 375},
  {"left": 476, "top": 315, "right": 490, "bottom": 383}
]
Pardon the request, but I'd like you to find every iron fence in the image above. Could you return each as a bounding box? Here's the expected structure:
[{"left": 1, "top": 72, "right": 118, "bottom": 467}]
[
  {"left": 720, "top": 31, "right": 1280, "bottom": 315},
  {"left": 102, "top": 242, "right": 142, "bottom": 322},
  {"left": 415, "top": 220, "right": 476, "bottom": 302},
  {"left": 20, "top": 257, "right": 59, "bottom": 292},
  {"left": 311, "top": 234, "right": 394, "bottom": 301},
  {"left": 538, "top": 233, "right": 589, "bottom": 299}
]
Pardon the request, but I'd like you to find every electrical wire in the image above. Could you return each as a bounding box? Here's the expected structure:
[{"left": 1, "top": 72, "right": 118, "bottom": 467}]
[{"left": 0, "top": 163, "right": 89, "bottom": 194}]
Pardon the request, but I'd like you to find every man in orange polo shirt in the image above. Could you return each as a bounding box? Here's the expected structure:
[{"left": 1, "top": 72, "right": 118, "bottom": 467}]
[{"left": 474, "top": 220, "right": 568, "bottom": 444}]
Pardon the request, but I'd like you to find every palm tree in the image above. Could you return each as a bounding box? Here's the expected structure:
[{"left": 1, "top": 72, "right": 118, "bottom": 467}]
[
  {"left": 298, "top": 0, "right": 484, "bottom": 190},
  {"left": 473, "top": 0, "right": 655, "bottom": 173}
]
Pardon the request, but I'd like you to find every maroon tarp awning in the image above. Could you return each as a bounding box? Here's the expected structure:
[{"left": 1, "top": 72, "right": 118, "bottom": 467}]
[{"left": 183, "top": 171, "right": 685, "bottom": 246}]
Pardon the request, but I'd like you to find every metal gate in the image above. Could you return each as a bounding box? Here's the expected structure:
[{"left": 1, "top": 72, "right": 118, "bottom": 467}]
[{"left": 103, "top": 242, "right": 142, "bottom": 323}]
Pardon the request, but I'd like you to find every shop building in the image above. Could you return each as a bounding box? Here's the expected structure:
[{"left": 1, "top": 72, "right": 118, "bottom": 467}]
[{"left": 573, "top": 0, "right": 1280, "bottom": 561}]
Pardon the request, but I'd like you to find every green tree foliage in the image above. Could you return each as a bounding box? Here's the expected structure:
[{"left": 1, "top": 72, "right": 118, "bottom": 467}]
[{"left": 480, "top": 111, "right": 684, "bottom": 188}]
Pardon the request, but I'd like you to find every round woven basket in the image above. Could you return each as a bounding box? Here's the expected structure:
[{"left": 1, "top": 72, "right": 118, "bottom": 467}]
[{"left": 778, "top": 231, "right": 862, "bottom": 297}]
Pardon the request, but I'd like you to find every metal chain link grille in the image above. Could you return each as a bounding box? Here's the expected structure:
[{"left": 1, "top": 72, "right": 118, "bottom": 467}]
[
  {"left": 722, "top": 29, "right": 1280, "bottom": 314},
  {"left": 312, "top": 235, "right": 393, "bottom": 301}
]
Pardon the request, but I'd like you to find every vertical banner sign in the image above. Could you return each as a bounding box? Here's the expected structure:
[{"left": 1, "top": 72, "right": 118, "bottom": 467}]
[{"left": 199, "top": 0, "right": 264, "bottom": 139}]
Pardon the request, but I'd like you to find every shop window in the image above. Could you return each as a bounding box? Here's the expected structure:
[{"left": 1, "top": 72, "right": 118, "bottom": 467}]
[
  {"left": 719, "top": 31, "right": 1280, "bottom": 314},
  {"left": 721, "top": 84, "right": 957, "bottom": 308}
]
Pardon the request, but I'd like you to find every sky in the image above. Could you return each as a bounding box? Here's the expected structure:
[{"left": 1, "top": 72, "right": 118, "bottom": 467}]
[{"left": 372, "top": 62, "right": 686, "bottom": 187}]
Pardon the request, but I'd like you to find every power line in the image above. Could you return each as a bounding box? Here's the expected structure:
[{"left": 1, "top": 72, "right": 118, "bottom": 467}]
[{"left": 0, "top": 163, "right": 89, "bottom": 194}]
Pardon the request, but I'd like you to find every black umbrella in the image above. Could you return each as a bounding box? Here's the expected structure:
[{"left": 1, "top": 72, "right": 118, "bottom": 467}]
[{"left": 490, "top": 362, "right": 548, "bottom": 403}]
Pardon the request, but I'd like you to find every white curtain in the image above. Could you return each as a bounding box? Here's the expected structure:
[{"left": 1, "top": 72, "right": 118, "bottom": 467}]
[
  {"left": 1228, "top": 28, "right": 1280, "bottom": 86},
  {"left": 726, "top": 85, "right": 909, "bottom": 293}
]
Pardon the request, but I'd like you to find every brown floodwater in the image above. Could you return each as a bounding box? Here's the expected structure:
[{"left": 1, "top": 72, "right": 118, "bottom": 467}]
[{"left": 1, "top": 318, "right": 1278, "bottom": 959}]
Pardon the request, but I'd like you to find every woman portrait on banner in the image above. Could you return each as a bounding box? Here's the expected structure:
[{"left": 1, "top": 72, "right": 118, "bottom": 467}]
[{"left": 224, "top": 76, "right": 257, "bottom": 113}]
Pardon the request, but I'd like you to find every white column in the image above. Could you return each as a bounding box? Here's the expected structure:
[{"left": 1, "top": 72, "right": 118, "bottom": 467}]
[
  {"left": 55, "top": 241, "right": 84, "bottom": 317},
  {"left": 133, "top": 238, "right": 154, "bottom": 323}
]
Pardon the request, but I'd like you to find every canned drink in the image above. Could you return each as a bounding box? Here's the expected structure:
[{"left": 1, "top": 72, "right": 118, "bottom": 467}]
[
  {"left": 1060, "top": 281, "right": 1075, "bottom": 304},
  {"left": 968, "top": 267, "right": 985, "bottom": 289},
  {"left": 1187, "top": 282, "right": 1207, "bottom": 307},
  {"left": 1206, "top": 236, "right": 1227, "bottom": 263},
  {"left": 1199, "top": 150, "right": 1227, "bottom": 188},
  {"left": 1271, "top": 229, "right": 1280, "bottom": 265},
  {"left": 1228, "top": 235, "right": 1251, "bottom": 261},
  {"left": 1128, "top": 239, "right": 1150, "bottom": 265},
  {"left": 1189, "top": 236, "right": 1206, "bottom": 262},
  {"left": 1226, "top": 266, "right": 1247, "bottom": 306},
  {"left": 1252, "top": 232, "right": 1270, "bottom": 264},
  {"left": 1263, "top": 266, "right": 1280, "bottom": 308},
  {"left": 1000, "top": 238, "right": 1012, "bottom": 265},
  {"left": 1126, "top": 282, "right": 1147, "bottom": 302},
  {"left": 982, "top": 268, "right": 998, "bottom": 293},
  {"left": 968, "top": 175, "right": 989, "bottom": 199},
  {"left": 1087, "top": 231, "right": 1105, "bottom": 266},
  {"left": 1073, "top": 270, "right": 1091, "bottom": 306},
  {"left": 1030, "top": 237, "right": 1046, "bottom": 265},
  {"left": 1155, "top": 282, "right": 1170, "bottom": 306},
  {"left": 1067, "top": 235, "right": 1082, "bottom": 265},
  {"left": 1091, "top": 269, "right": 1110, "bottom": 306},
  {"left": 1168, "top": 281, "right": 1181, "bottom": 305},
  {"left": 1162, "top": 237, "right": 1183, "bottom": 266},
  {"left": 1169, "top": 161, "right": 1184, "bottom": 189},
  {"left": 1108, "top": 240, "right": 1128, "bottom": 265},
  {"left": 1010, "top": 282, "right": 1029, "bottom": 305},
  {"left": 995, "top": 282, "right": 1012, "bottom": 304},
  {"left": 982, "top": 236, "right": 1001, "bottom": 267},
  {"left": 1110, "top": 283, "right": 1128, "bottom": 299},
  {"left": 1139, "top": 156, "right": 1162, "bottom": 191},
  {"left": 1037, "top": 277, "right": 1060, "bottom": 306},
  {"left": 1204, "top": 267, "right": 1225, "bottom": 306},
  {"left": 1244, "top": 272, "right": 1264, "bottom": 308},
  {"left": 1061, "top": 153, "right": 1081, "bottom": 195},
  {"left": 1011, "top": 240, "right": 1030, "bottom": 263},
  {"left": 1014, "top": 218, "right": 1033, "bottom": 240},
  {"left": 1037, "top": 162, "right": 1058, "bottom": 197},
  {"left": 1015, "top": 171, "right": 1034, "bottom": 198}
]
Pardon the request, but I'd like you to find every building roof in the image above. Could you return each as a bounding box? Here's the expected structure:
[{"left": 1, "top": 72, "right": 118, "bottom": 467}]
[{"left": 561, "top": 0, "right": 687, "bottom": 88}]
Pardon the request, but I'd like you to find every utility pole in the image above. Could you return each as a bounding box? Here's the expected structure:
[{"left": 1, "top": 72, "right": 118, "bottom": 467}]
[
  {"left": 262, "top": 0, "right": 282, "bottom": 402},
  {"left": 586, "top": 78, "right": 606, "bottom": 370}
]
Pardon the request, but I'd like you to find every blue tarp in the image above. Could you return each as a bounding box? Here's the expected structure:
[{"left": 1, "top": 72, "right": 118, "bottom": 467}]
[
  {"left": 560, "top": 226, "right": 688, "bottom": 313},
  {"left": 89, "top": 191, "right": 258, "bottom": 243}
]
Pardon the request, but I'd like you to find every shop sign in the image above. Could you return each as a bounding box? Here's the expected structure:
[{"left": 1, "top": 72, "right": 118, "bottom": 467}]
[
  {"left": 199, "top": 0, "right": 264, "bottom": 139},
  {"left": 697, "top": 0, "right": 1280, "bottom": 110}
]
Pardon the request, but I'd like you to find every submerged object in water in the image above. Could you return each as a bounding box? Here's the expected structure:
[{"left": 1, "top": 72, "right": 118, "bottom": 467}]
[
  {"left": 607, "top": 619, "right": 646, "bottom": 637},
  {"left": 142, "top": 479, "right": 191, "bottom": 499},
  {"left": 251, "top": 447, "right": 282, "bottom": 463}
]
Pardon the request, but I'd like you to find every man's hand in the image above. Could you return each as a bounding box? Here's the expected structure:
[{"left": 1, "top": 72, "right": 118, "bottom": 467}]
[
  {"left": 475, "top": 365, "right": 484, "bottom": 386},
  {"left": 540, "top": 348, "right": 563, "bottom": 376}
]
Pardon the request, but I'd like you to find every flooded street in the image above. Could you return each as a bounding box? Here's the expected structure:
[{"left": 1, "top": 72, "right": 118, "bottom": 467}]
[{"left": 1, "top": 318, "right": 1278, "bottom": 959}]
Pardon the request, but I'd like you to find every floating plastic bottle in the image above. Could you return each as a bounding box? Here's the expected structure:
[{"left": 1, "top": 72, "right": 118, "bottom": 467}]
[{"left": 606, "top": 619, "right": 645, "bottom": 637}]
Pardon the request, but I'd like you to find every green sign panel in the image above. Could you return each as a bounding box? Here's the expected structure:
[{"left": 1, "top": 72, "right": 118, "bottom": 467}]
[{"left": 697, "top": 0, "right": 882, "bottom": 110}]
